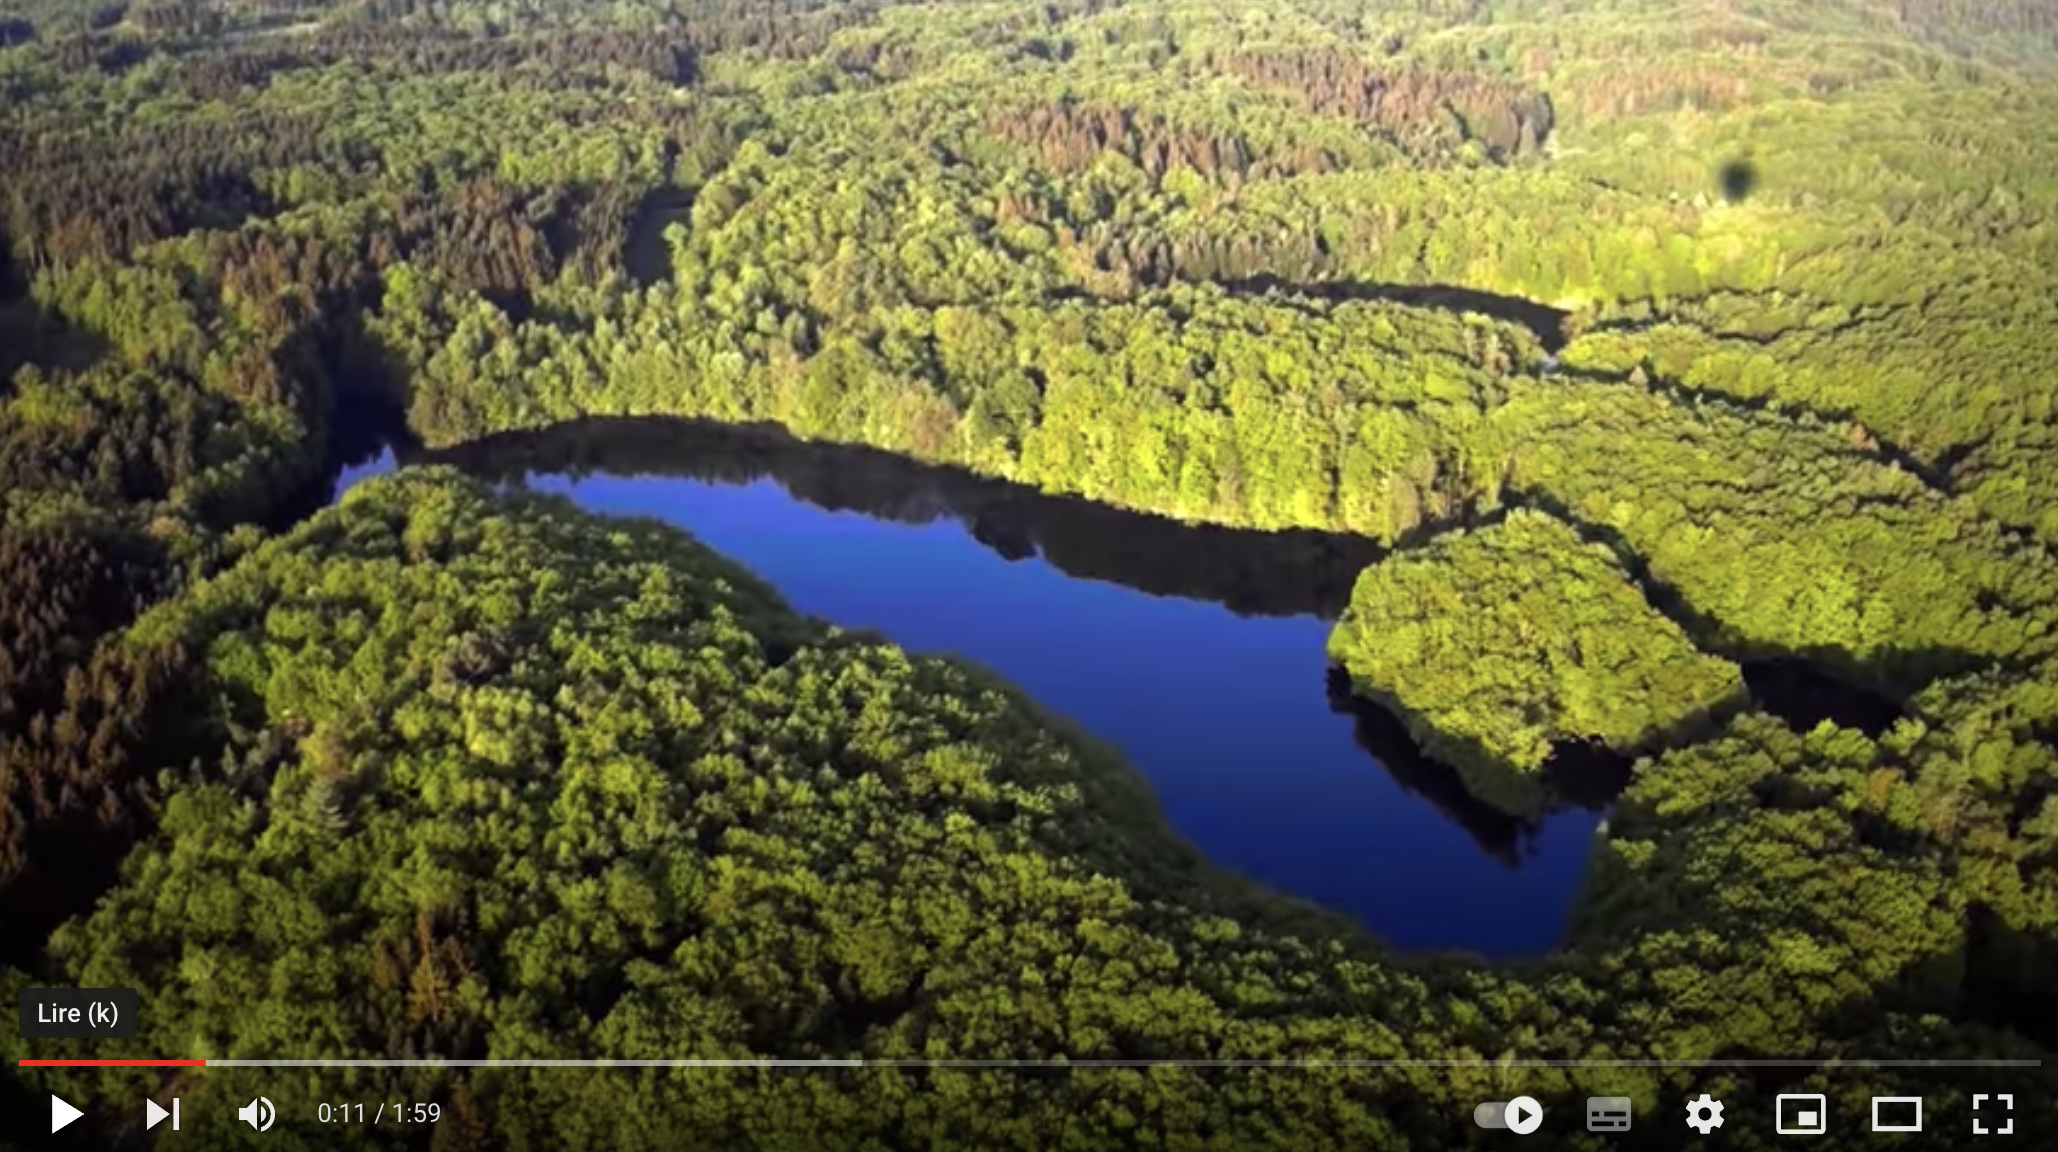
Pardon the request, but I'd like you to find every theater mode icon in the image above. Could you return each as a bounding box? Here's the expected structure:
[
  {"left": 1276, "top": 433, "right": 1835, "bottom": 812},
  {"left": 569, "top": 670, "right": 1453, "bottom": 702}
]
[
  {"left": 1871, "top": 1096, "right": 1923, "bottom": 1133},
  {"left": 1777, "top": 1093, "right": 1827, "bottom": 1135}
]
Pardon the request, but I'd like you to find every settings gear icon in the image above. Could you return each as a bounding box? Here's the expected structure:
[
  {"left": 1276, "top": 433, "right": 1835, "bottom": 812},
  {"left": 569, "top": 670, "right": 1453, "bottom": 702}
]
[{"left": 1685, "top": 1093, "right": 1726, "bottom": 1134}]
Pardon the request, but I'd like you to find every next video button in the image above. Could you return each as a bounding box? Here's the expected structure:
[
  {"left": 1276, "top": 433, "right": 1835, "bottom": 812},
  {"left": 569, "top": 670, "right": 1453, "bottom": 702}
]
[{"left": 17, "top": 987, "right": 138, "bottom": 1038}]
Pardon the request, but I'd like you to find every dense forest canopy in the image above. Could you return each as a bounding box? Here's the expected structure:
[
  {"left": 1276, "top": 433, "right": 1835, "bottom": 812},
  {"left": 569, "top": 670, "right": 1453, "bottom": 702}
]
[
  {"left": 6, "top": 472, "right": 2056, "bottom": 1150},
  {"left": 1327, "top": 508, "right": 1745, "bottom": 812},
  {"left": 3, "top": 0, "right": 2057, "bottom": 1144}
]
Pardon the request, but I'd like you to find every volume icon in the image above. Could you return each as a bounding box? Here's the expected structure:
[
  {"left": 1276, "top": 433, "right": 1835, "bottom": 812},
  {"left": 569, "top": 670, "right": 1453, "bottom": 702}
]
[{"left": 238, "top": 1096, "right": 276, "bottom": 1132}]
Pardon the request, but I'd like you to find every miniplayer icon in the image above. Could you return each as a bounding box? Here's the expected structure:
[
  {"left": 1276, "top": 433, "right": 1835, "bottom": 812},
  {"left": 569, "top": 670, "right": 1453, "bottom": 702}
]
[{"left": 1777, "top": 1093, "right": 1827, "bottom": 1135}]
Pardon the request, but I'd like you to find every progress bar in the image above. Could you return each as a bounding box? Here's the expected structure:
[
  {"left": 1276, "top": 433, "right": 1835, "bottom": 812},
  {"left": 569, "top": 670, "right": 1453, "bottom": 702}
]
[{"left": 20, "top": 1059, "right": 2043, "bottom": 1069}]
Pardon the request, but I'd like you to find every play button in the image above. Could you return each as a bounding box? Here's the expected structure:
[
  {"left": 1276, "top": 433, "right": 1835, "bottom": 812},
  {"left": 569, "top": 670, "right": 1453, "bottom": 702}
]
[
  {"left": 1506, "top": 1095, "right": 1544, "bottom": 1135},
  {"left": 146, "top": 1098, "right": 169, "bottom": 1130},
  {"left": 51, "top": 1094, "right": 84, "bottom": 1134}
]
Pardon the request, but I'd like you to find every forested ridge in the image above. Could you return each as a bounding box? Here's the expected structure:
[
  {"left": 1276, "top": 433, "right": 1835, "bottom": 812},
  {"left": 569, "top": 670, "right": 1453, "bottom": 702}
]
[{"left": 3, "top": 0, "right": 2058, "bottom": 1145}]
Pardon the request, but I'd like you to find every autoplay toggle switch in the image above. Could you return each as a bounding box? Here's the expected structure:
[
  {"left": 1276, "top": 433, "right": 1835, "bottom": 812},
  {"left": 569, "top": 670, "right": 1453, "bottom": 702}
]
[{"left": 1475, "top": 1096, "right": 1545, "bottom": 1135}]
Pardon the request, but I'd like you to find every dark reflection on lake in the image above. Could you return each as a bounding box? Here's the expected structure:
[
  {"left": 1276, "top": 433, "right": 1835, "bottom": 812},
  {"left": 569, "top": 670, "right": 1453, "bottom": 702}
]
[
  {"left": 418, "top": 418, "right": 1389, "bottom": 619},
  {"left": 1323, "top": 669, "right": 1634, "bottom": 867},
  {"left": 342, "top": 418, "right": 1609, "bottom": 957}
]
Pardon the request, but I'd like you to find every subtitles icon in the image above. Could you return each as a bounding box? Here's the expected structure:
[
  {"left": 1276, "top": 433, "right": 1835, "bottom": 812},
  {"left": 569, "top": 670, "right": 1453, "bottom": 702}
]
[
  {"left": 1777, "top": 1094, "right": 1827, "bottom": 1135},
  {"left": 1586, "top": 1097, "right": 1632, "bottom": 1132}
]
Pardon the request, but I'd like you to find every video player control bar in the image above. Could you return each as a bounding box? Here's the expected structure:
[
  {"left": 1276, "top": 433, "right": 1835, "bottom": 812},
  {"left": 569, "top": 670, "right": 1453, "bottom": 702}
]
[{"left": 15, "top": 1056, "right": 2045, "bottom": 1068}]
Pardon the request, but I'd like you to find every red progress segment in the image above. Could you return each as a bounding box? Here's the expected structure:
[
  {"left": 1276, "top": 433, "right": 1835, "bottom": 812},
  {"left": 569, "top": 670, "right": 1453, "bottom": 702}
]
[{"left": 19, "top": 1060, "right": 208, "bottom": 1067}]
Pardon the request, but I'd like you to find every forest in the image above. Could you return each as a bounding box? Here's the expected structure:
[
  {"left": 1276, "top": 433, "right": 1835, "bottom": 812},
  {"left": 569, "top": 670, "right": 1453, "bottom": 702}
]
[
  {"left": 6, "top": 472, "right": 2056, "bottom": 1150},
  {"left": 1327, "top": 509, "right": 1745, "bottom": 814},
  {"left": 2, "top": 0, "right": 2056, "bottom": 1144}
]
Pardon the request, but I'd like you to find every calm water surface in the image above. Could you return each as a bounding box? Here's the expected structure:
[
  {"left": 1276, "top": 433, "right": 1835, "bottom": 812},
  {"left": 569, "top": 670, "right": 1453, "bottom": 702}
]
[{"left": 337, "top": 427, "right": 1605, "bottom": 956}]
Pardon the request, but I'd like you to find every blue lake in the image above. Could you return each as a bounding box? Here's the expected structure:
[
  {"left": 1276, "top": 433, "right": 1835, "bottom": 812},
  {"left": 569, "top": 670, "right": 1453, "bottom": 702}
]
[{"left": 338, "top": 421, "right": 1607, "bottom": 957}]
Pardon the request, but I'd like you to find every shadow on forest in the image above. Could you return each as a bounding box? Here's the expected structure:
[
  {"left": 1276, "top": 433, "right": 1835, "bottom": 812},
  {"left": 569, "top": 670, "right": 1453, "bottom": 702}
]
[
  {"left": 1962, "top": 903, "right": 2058, "bottom": 1049},
  {"left": 624, "top": 187, "right": 696, "bottom": 286},
  {"left": 1512, "top": 485, "right": 1962, "bottom": 718},
  {"left": 1220, "top": 274, "right": 1571, "bottom": 352},
  {"left": 265, "top": 312, "right": 424, "bottom": 532},
  {"left": 1589, "top": 784, "right": 2058, "bottom": 1050},
  {"left": 1740, "top": 657, "right": 1903, "bottom": 737},
  {"left": 1718, "top": 157, "right": 1759, "bottom": 203},
  {"left": 0, "top": 267, "right": 111, "bottom": 382},
  {"left": 411, "top": 415, "right": 1391, "bottom": 619},
  {"left": 1548, "top": 356, "right": 1955, "bottom": 496},
  {"left": 1315, "top": 484, "right": 1922, "bottom": 821}
]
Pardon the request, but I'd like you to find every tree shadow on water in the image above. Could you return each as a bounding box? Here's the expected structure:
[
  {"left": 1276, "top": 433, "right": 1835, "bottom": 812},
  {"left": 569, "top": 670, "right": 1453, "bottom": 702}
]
[
  {"left": 1323, "top": 668, "right": 1636, "bottom": 868},
  {"left": 415, "top": 416, "right": 1389, "bottom": 619},
  {"left": 1325, "top": 668, "right": 1536, "bottom": 866}
]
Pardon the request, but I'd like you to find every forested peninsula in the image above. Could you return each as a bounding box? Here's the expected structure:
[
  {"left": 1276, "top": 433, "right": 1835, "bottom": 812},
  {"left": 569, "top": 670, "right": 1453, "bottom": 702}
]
[
  {"left": 4, "top": 0, "right": 2057, "bottom": 1146},
  {"left": 1327, "top": 508, "right": 1745, "bottom": 813}
]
